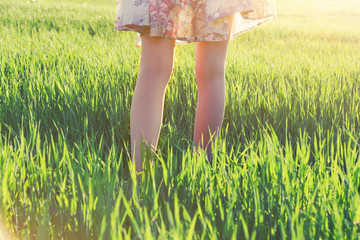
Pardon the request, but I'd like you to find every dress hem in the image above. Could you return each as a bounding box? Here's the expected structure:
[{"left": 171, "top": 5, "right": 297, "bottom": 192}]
[{"left": 115, "top": 14, "right": 277, "bottom": 48}]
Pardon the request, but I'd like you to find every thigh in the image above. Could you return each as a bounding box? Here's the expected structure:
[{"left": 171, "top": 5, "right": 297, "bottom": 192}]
[
  {"left": 195, "top": 40, "right": 230, "bottom": 78},
  {"left": 139, "top": 35, "right": 176, "bottom": 74}
]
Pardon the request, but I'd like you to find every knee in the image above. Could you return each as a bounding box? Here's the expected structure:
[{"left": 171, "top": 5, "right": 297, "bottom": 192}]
[
  {"left": 139, "top": 60, "right": 173, "bottom": 89},
  {"left": 195, "top": 62, "right": 225, "bottom": 88}
]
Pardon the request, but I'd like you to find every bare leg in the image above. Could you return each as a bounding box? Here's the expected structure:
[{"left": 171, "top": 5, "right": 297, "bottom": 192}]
[
  {"left": 130, "top": 36, "right": 175, "bottom": 180},
  {"left": 193, "top": 40, "right": 229, "bottom": 163}
]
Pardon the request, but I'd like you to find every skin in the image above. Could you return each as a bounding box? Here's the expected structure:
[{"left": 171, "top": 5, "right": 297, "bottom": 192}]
[
  {"left": 193, "top": 40, "right": 229, "bottom": 162},
  {"left": 130, "top": 35, "right": 229, "bottom": 182}
]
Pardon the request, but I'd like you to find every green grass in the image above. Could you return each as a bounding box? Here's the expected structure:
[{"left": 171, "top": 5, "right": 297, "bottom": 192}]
[{"left": 0, "top": 0, "right": 360, "bottom": 239}]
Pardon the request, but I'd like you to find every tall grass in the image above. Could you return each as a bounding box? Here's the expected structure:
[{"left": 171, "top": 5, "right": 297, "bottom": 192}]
[{"left": 0, "top": 0, "right": 359, "bottom": 239}]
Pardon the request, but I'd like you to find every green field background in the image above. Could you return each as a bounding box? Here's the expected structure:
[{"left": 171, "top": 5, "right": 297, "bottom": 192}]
[{"left": 0, "top": 0, "right": 360, "bottom": 239}]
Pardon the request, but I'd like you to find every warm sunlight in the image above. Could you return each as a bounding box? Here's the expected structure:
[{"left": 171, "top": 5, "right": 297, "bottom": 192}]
[
  {"left": 0, "top": 225, "right": 13, "bottom": 240},
  {"left": 279, "top": 0, "right": 360, "bottom": 16},
  {"left": 277, "top": 0, "right": 360, "bottom": 34},
  {"left": 1, "top": 0, "right": 359, "bottom": 238}
]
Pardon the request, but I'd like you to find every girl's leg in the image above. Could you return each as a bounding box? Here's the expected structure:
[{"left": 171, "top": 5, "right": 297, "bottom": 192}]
[
  {"left": 130, "top": 35, "right": 175, "bottom": 178},
  {"left": 193, "top": 40, "right": 229, "bottom": 162}
]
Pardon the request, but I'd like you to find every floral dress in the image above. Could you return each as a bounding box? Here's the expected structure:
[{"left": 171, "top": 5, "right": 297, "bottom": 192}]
[{"left": 115, "top": 0, "right": 276, "bottom": 46}]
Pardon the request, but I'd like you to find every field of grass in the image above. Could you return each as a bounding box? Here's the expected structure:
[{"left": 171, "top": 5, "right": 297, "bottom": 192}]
[{"left": 0, "top": 0, "right": 360, "bottom": 239}]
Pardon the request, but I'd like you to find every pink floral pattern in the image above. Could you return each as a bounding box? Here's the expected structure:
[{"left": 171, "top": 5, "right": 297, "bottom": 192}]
[{"left": 115, "top": 0, "right": 276, "bottom": 46}]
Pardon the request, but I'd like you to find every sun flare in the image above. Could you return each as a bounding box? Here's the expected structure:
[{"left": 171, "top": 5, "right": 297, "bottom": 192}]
[{"left": 277, "top": 0, "right": 360, "bottom": 34}]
